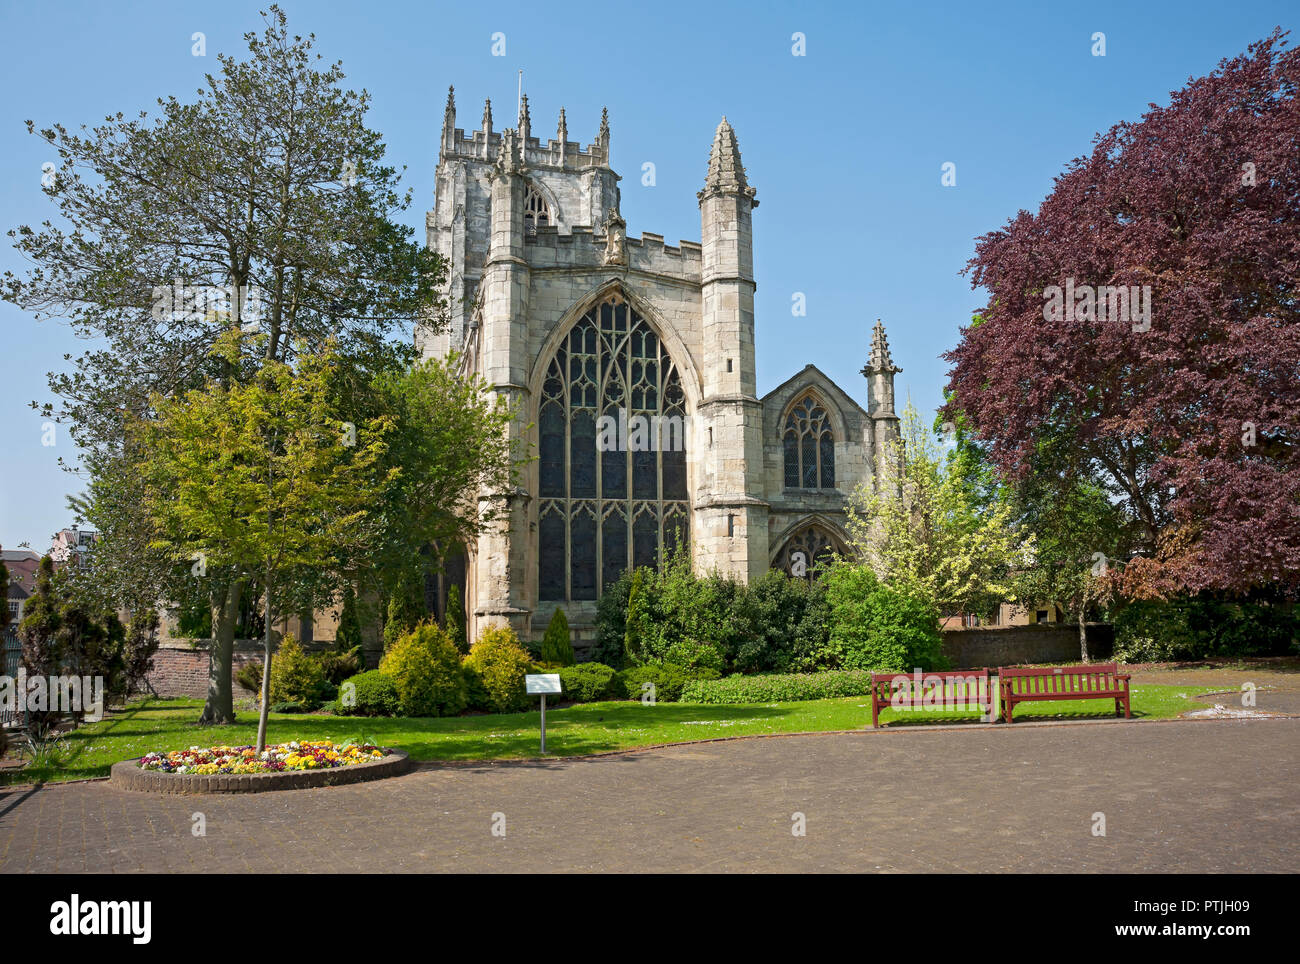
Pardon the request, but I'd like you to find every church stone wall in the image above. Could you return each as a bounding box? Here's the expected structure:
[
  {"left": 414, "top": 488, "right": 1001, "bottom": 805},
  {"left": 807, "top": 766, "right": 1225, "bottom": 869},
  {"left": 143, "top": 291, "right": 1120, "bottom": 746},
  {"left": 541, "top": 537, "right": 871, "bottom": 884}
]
[{"left": 422, "top": 89, "right": 900, "bottom": 646}]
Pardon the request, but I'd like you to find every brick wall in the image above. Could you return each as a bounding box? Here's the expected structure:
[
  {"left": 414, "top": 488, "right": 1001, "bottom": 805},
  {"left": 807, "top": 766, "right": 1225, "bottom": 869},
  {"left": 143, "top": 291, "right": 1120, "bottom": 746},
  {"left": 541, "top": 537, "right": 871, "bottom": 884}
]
[
  {"left": 144, "top": 643, "right": 265, "bottom": 699},
  {"left": 942, "top": 623, "right": 1114, "bottom": 669}
]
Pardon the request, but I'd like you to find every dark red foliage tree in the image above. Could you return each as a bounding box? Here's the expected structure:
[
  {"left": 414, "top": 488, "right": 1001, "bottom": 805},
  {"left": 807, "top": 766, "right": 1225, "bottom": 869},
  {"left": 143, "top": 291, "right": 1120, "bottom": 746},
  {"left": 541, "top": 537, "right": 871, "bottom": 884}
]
[{"left": 945, "top": 30, "right": 1300, "bottom": 599}]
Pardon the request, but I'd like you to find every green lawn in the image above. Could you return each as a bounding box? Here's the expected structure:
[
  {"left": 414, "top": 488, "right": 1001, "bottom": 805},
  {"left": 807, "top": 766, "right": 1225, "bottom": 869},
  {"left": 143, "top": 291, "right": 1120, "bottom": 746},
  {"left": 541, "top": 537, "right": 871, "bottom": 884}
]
[{"left": 2, "top": 684, "right": 1208, "bottom": 785}]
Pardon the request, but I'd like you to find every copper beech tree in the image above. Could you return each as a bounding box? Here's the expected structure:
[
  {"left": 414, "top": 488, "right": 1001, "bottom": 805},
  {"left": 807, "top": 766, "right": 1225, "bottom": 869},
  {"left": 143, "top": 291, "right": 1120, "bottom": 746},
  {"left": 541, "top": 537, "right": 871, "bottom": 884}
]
[{"left": 945, "top": 29, "right": 1300, "bottom": 600}]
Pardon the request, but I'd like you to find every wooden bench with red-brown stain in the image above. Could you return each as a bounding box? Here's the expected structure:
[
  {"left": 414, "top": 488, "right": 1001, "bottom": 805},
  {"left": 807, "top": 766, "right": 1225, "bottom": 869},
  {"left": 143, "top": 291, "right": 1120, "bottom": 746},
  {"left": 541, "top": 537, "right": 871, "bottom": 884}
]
[
  {"left": 997, "top": 663, "right": 1131, "bottom": 723},
  {"left": 869, "top": 668, "right": 993, "bottom": 728}
]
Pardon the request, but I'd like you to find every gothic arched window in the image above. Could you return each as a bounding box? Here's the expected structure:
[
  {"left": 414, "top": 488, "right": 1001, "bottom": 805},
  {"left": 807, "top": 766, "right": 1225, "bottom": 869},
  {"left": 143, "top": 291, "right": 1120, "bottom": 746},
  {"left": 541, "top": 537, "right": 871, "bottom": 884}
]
[
  {"left": 774, "top": 524, "right": 840, "bottom": 581},
  {"left": 537, "top": 292, "right": 689, "bottom": 601},
  {"left": 783, "top": 394, "right": 835, "bottom": 489},
  {"left": 524, "top": 183, "right": 551, "bottom": 236}
]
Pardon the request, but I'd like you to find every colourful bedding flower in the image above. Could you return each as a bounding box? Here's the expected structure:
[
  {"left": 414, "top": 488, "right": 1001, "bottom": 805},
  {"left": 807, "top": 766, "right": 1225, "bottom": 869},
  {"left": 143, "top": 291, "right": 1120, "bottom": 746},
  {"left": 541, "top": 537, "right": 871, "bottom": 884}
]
[{"left": 138, "top": 740, "right": 387, "bottom": 774}]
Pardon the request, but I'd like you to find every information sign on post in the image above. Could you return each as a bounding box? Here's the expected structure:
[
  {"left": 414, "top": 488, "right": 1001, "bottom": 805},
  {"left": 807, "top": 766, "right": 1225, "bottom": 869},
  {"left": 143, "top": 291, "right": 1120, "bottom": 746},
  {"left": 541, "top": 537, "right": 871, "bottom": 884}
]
[{"left": 525, "top": 674, "right": 562, "bottom": 753}]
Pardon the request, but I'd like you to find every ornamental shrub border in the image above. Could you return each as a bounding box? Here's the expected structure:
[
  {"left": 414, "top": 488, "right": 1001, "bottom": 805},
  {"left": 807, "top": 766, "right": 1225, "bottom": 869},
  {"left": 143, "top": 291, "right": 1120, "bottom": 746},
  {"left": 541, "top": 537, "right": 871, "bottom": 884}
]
[{"left": 680, "top": 669, "right": 876, "bottom": 705}]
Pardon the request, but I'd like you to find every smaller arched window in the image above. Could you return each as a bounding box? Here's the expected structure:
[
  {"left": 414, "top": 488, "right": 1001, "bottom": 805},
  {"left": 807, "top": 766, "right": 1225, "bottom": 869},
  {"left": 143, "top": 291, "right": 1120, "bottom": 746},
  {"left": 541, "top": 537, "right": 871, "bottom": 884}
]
[
  {"left": 774, "top": 524, "right": 840, "bottom": 581},
  {"left": 783, "top": 395, "right": 834, "bottom": 489},
  {"left": 524, "top": 183, "right": 551, "bottom": 236}
]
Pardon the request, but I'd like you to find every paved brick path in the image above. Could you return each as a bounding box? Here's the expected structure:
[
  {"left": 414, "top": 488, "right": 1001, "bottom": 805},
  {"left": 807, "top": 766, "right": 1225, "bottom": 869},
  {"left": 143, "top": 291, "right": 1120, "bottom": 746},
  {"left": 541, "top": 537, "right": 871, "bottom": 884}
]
[{"left": 1, "top": 717, "right": 1295, "bottom": 873}]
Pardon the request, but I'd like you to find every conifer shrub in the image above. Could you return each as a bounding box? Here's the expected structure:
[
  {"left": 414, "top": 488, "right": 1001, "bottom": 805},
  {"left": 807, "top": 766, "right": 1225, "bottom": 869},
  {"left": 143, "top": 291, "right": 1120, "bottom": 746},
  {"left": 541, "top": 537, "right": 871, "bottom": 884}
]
[
  {"left": 540, "top": 608, "right": 575, "bottom": 666},
  {"left": 444, "top": 584, "right": 468, "bottom": 654},
  {"left": 379, "top": 622, "right": 467, "bottom": 717},
  {"left": 268, "top": 634, "right": 329, "bottom": 708},
  {"left": 464, "top": 625, "right": 532, "bottom": 713},
  {"left": 335, "top": 669, "right": 401, "bottom": 717}
]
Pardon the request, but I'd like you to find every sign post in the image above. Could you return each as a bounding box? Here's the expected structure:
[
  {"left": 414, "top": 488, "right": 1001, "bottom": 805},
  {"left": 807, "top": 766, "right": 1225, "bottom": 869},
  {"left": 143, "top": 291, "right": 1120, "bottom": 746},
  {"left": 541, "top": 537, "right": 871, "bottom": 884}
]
[{"left": 525, "top": 673, "right": 562, "bottom": 754}]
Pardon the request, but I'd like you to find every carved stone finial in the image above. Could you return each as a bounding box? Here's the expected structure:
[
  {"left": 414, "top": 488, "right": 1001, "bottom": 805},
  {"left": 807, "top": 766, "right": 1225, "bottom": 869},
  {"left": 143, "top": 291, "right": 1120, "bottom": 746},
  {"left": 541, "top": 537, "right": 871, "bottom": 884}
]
[
  {"left": 482, "top": 98, "right": 493, "bottom": 130},
  {"left": 862, "top": 319, "right": 901, "bottom": 375},
  {"left": 495, "top": 128, "right": 523, "bottom": 176}
]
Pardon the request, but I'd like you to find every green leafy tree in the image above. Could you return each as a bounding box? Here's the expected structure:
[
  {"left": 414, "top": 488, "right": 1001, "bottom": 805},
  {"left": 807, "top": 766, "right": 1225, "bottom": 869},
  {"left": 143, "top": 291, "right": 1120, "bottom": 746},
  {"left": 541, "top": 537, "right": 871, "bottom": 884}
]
[
  {"left": 2, "top": 6, "right": 444, "bottom": 725},
  {"left": 1013, "top": 477, "right": 1126, "bottom": 662},
  {"left": 135, "top": 344, "right": 395, "bottom": 750},
  {"left": 593, "top": 573, "right": 632, "bottom": 669},
  {"left": 848, "top": 402, "right": 1028, "bottom": 620},
  {"left": 369, "top": 356, "right": 523, "bottom": 630},
  {"left": 540, "top": 608, "right": 575, "bottom": 666},
  {"left": 822, "top": 562, "right": 945, "bottom": 672}
]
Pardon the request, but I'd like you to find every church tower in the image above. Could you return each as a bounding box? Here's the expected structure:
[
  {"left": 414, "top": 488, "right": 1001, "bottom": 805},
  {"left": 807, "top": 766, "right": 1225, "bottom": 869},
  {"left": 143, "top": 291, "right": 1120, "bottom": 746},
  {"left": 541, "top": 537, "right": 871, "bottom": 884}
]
[
  {"left": 421, "top": 87, "right": 907, "bottom": 649},
  {"left": 695, "top": 118, "right": 768, "bottom": 581}
]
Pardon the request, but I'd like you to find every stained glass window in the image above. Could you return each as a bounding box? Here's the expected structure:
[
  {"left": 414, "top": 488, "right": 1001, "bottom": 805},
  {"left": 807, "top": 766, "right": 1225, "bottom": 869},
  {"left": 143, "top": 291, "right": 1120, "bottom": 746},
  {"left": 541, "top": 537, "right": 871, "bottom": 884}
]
[
  {"left": 774, "top": 524, "right": 840, "bottom": 581},
  {"left": 783, "top": 394, "right": 835, "bottom": 489},
  {"left": 538, "top": 292, "right": 690, "bottom": 601}
]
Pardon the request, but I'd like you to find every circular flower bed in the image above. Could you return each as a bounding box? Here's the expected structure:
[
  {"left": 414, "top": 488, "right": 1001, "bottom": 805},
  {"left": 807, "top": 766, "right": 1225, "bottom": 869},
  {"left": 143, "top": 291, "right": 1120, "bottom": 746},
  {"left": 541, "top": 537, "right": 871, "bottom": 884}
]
[
  {"left": 112, "top": 740, "right": 410, "bottom": 794},
  {"left": 139, "top": 740, "right": 385, "bottom": 775}
]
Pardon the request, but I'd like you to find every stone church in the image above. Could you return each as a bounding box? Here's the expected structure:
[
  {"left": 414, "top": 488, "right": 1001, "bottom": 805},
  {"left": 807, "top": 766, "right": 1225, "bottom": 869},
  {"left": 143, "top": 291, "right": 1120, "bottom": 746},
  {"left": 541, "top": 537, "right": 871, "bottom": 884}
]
[{"left": 418, "top": 89, "right": 903, "bottom": 648}]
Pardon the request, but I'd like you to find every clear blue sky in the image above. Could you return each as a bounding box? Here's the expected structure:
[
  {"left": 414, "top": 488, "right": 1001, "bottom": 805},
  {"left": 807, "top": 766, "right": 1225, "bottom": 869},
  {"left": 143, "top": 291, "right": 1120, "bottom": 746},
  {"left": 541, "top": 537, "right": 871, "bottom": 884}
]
[{"left": 1, "top": 0, "right": 1294, "bottom": 550}]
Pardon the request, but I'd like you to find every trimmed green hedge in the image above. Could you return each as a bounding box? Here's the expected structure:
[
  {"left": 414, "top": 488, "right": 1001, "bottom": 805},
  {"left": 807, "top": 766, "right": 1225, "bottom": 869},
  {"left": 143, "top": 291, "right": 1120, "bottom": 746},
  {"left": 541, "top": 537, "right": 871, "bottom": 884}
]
[
  {"left": 557, "top": 663, "right": 616, "bottom": 702},
  {"left": 680, "top": 670, "right": 875, "bottom": 705},
  {"left": 334, "top": 670, "right": 402, "bottom": 717},
  {"left": 615, "top": 663, "right": 719, "bottom": 703}
]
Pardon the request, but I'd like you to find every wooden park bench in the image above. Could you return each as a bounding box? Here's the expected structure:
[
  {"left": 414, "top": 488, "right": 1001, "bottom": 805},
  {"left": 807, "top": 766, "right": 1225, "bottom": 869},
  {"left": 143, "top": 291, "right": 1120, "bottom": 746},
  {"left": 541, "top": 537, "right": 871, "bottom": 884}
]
[
  {"left": 870, "top": 668, "right": 993, "bottom": 728},
  {"left": 997, "top": 663, "right": 1131, "bottom": 723}
]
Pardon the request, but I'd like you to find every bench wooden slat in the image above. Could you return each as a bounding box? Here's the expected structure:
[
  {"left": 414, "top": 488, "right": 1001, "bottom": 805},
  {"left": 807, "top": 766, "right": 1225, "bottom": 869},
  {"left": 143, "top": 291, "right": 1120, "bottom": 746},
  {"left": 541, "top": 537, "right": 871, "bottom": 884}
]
[
  {"left": 870, "top": 668, "right": 992, "bottom": 728},
  {"left": 998, "top": 663, "right": 1130, "bottom": 723}
]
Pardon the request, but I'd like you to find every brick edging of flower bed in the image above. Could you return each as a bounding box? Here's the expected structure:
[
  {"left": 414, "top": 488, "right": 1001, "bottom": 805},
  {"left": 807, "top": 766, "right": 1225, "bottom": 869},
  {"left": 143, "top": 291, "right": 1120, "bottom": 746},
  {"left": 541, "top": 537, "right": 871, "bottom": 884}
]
[{"left": 109, "top": 748, "right": 410, "bottom": 794}]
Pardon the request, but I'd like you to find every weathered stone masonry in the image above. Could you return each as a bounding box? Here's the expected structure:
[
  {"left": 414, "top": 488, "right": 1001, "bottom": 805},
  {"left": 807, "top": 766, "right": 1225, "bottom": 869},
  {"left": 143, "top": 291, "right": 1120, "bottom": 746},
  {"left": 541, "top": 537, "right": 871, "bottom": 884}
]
[{"left": 420, "top": 88, "right": 902, "bottom": 649}]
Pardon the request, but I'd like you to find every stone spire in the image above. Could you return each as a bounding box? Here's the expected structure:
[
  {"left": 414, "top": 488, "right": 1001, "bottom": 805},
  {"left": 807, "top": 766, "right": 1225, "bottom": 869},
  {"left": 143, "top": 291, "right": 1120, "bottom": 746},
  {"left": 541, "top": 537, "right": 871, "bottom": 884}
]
[
  {"left": 440, "top": 85, "right": 456, "bottom": 153},
  {"left": 481, "top": 98, "right": 493, "bottom": 159},
  {"left": 699, "top": 116, "right": 757, "bottom": 204},
  {"left": 864, "top": 319, "right": 901, "bottom": 374},
  {"left": 556, "top": 107, "right": 568, "bottom": 167},
  {"left": 596, "top": 106, "right": 610, "bottom": 164}
]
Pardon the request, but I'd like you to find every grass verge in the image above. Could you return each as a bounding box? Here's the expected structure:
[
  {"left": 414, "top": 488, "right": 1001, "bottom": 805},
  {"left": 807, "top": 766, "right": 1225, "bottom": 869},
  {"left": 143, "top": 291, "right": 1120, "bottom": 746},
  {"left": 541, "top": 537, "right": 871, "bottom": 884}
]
[{"left": 0, "top": 684, "right": 1209, "bottom": 785}]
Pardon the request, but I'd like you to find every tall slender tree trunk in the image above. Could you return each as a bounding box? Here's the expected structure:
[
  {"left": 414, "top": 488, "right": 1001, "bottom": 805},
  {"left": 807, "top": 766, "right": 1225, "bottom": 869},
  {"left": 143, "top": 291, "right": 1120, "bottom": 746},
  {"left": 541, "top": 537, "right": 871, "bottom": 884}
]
[
  {"left": 1078, "top": 602, "right": 1090, "bottom": 664},
  {"left": 199, "top": 579, "right": 242, "bottom": 725},
  {"left": 256, "top": 580, "right": 273, "bottom": 752}
]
